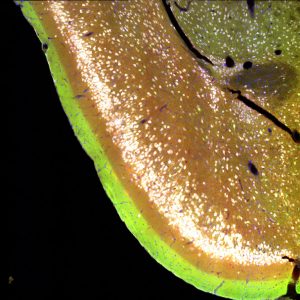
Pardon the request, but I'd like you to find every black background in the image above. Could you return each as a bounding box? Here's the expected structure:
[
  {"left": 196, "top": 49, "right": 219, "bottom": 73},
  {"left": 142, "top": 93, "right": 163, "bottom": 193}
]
[{"left": 9, "top": 1, "right": 220, "bottom": 299}]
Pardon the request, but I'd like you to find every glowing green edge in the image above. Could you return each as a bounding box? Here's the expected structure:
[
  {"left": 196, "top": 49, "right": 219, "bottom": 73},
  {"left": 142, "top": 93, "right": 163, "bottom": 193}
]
[{"left": 18, "top": 1, "right": 292, "bottom": 299}]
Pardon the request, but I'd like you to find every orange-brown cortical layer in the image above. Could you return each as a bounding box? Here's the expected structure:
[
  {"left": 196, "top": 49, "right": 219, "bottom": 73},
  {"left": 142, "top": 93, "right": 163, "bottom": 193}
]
[{"left": 30, "top": 0, "right": 299, "bottom": 283}]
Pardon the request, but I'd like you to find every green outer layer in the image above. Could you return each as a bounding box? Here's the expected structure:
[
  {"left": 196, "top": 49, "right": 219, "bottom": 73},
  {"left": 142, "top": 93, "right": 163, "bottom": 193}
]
[{"left": 18, "top": 1, "right": 294, "bottom": 299}]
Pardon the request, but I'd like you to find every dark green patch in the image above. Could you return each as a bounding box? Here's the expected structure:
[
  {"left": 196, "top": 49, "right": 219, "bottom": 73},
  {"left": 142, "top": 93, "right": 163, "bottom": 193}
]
[{"left": 229, "top": 63, "right": 298, "bottom": 106}]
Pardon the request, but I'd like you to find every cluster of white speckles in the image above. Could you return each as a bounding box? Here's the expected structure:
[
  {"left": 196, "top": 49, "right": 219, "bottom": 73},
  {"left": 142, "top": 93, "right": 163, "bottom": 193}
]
[{"left": 49, "top": 0, "right": 298, "bottom": 267}]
